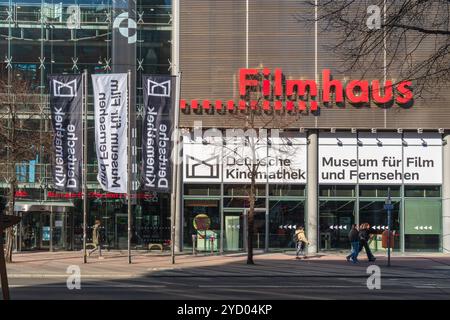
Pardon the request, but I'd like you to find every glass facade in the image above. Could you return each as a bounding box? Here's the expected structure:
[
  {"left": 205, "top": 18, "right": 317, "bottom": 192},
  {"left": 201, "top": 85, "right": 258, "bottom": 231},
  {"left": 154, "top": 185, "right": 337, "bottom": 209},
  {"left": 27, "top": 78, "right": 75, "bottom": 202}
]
[
  {"left": 0, "top": 2, "right": 446, "bottom": 255},
  {"left": 318, "top": 184, "right": 442, "bottom": 252},
  {"left": 0, "top": 0, "right": 173, "bottom": 251},
  {"left": 182, "top": 183, "right": 307, "bottom": 252}
]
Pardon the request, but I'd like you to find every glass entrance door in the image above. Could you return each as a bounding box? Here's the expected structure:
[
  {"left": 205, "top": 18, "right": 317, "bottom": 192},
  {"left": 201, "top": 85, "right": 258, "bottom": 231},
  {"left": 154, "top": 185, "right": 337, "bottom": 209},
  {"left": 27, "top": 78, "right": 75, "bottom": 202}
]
[
  {"left": 52, "top": 213, "right": 71, "bottom": 251},
  {"left": 319, "top": 200, "right": 356, "bottom": 250},
  {"left": 223, "top": 210, "right": 244, "bottom": 251},
  {"left": 359, "top": 200, "right": 401, "bottom": 252},
  {"left": 223, "top": 209, "right": 267, "bottom": 252},
  {"left": 115, "top": 214, "right": 128, "bottom": 249},
  {"left": 20, "top": 212, "right": 50, "bottom": 251},
  {"left": 249, "top": 209, "right": 266, "bottom": 250}
]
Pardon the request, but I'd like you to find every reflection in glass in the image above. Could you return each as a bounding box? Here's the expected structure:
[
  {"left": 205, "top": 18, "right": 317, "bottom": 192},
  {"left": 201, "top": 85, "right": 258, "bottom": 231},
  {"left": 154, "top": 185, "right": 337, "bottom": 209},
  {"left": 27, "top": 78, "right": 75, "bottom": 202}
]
[
  {"left": 183, "top": 200, "right": 220, "bottom": 252},
  {"left": 319, "top": 200, "right": 355, "bottom": 250},
  {"left": 223, "top": 211, "right": 244, "bottom": 251},
  {"left": 359, "top": 201, "right": 401, "bottom": 251},
  {"left": 269, "top": 200, "right": 304, "bottom": 249}
]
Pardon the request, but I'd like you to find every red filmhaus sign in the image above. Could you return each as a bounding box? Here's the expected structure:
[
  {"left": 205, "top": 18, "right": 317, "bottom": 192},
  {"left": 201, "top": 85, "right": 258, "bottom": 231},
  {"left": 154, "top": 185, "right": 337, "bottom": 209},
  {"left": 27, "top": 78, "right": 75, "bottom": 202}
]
[{"left": 180, "top": 68, "right": 413, "bottom": 112}]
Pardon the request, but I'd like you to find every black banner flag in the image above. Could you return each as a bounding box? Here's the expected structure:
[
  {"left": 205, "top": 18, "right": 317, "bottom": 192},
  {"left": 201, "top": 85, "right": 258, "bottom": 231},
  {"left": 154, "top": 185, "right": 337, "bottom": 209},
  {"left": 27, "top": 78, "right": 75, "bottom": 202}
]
[
  {"left": 48, "top": 74, "right": 83, "bottom": 192},
  {"left": 141, "top": 75, "right": 176, "bottom": 193}
]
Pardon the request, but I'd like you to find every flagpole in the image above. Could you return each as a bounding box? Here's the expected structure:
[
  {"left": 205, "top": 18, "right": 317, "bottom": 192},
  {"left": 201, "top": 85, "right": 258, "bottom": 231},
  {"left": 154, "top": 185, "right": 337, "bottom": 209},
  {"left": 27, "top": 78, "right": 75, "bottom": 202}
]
[
  {"left": 127, "top": 69, "right": 132, "bottom": 264},
  {"left": 169, "top": 72, "right": 182, "bottom": 265},
  {"left": 170, "top": 0, "right": 181, "bottom": 264},
  {"left": 82, "top": 69, "right": 88, "bottom": 264}
]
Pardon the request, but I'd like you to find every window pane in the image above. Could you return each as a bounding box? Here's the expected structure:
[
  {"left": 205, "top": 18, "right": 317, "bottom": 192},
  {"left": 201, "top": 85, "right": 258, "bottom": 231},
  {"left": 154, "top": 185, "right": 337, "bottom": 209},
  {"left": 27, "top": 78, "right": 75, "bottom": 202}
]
[
  {"left": 405, "top": 186, "right": 441, "bottom": 198},
  {"left": 405, "top": 235, "right": 440, "bottom": 252},
  {"left": 224, "top": 184, "right": 266, "bottom": 197},
  {"left": 359, "top": 201, "right": 401, "bottom": 251},
  {"left": 359, "top": 186, "right": 401, "bottom": 197},
  {"left": 184, "top": 184, "right": 220, "bottom": 196},
  {"left": 405, "top": 199, "right": 441, "bottom": 251},
  {"left": 319, "top": 200, "right": 356, "bottom": 250},
  {"left": 269, "top": 184, "right": 305, "bottom": 197},
  {"left": 223, "top": 198, "right": 265, "bottom": 208},
  {"left": 319, "top": 185, "right": 355, "bottom": 197},
  {"left": 268, "top": 200, "right": 305, "bottom": 249},
  {"left": 183, "top": 200, "right": 220, "bottom": 252},
  {"left": 424, "top": 186, "right": 441, "bottom": 197}
]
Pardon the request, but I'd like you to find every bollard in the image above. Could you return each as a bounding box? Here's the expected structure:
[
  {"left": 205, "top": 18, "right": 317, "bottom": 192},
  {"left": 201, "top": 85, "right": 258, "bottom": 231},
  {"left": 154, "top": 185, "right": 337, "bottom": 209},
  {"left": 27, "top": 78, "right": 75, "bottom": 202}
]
[
  {"left": 210, "top": 236, "right": 215, "bottom": 255},
  {"left": 192, "top": 234, "right": 197, "bottom": 255},
  {"left": 257, "top": 233, "right": 260, "bottom": 249}
]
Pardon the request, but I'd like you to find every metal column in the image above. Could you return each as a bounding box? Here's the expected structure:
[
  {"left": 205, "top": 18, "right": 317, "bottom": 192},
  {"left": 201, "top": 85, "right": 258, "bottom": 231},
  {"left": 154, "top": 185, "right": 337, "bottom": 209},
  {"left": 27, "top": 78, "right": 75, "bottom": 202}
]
[
  {"left": 306, "top": 130, "right": 318, "bottom": 254},
  {"left": 442, "top": 133, "right": 450, "bottom": 253},
  {"left": 49, "top": 207, "right": 53, "bottom": 252}
]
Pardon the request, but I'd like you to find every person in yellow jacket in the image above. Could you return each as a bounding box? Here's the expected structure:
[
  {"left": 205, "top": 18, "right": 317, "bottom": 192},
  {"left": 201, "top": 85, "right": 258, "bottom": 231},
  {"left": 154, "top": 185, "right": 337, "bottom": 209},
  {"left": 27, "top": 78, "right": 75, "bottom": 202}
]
[{"left": 294, "top": 226, "right": 310, "bottom": 259}]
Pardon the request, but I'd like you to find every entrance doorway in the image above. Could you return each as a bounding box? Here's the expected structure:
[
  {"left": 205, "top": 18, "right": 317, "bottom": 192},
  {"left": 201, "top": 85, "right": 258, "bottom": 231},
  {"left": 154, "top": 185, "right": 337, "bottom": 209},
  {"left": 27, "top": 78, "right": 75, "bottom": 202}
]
[
  {"left": 223, "top": 210, "right": 244, "bottom": 251},
  {"left": 20, "top": 212, "right": 50, "bottom": 251},
  {"left": 319, "top": 200, "right": 356, "bottom": 250},
  {"left": 115, "top": 214, "right": 128, "bottom": 249},
  {"left": 19, "top": 211, "right": 73, "bottom": 251},
  {"left": 245, "top": 208, "right": 267, "bottom": 251},
  {"left": 222, "top": 208, "right": 267, "bottom": 252}
]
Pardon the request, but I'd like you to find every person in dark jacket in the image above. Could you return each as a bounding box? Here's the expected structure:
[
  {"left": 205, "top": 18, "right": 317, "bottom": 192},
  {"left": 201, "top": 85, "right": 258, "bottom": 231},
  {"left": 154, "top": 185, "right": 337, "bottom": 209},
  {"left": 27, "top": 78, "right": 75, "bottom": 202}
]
[
  {"left": 346, "top": 224, "right": 360, "bottom": 263},
  {"left": 358, "top": 223, "right": 376, "bottom": 262}
]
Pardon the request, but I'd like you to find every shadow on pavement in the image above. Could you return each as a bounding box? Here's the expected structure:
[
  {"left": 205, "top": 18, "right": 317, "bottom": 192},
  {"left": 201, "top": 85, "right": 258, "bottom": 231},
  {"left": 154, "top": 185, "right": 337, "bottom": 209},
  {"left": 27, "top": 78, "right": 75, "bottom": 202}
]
[{"left": 5, "top": 252, "right": 450, "bottom": 300}]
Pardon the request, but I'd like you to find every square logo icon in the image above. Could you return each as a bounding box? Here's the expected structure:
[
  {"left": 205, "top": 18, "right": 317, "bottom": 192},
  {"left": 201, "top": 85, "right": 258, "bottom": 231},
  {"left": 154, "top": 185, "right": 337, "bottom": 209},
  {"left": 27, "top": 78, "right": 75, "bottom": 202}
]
[
  {"left": 53, "top": 79, "right": 77, "bottom": 97},
  {"left": 185, "top": 155, "right": 220, "bottom": 179},
  {"left": 147, "top": 79, "right": 171, "bottom": 97}
]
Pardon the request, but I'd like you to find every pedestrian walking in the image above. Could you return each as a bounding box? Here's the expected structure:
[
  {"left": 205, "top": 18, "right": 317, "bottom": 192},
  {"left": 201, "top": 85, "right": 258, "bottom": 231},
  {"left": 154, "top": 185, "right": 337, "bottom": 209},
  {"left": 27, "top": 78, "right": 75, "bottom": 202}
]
[
  {"left": 294, "top": 226, "right": 310, "bottom": 259},
  {"left": 346, "top": 224, "right": 360, "bottom": 263},
  {"left": 358, "top": 223, "right": 376, "bottom": 262},
  {"left": 88, "top": 219, "right": 102, "bottom": 257}
]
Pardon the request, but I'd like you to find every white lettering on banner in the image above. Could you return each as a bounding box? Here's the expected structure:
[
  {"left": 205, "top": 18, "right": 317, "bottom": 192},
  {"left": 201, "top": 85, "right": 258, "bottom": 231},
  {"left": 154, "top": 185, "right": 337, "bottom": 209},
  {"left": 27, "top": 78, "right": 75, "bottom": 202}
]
[
  {"left": 53, "top": 107, "right": 66, "bottom": 187},
  {"left": 319, "top": 134, "right": 442, "bottom": 185},
  {"left": 143, "top": 105, "right": 170, "bottom": 189},
  {"left": 53, "top": 108, "right": 79, "bottom": 188},
  {"left": 158, "top": 123, "right": 170, "bottom": 188},
  {"left": 145, "top": 105, "right": 158, "bottom": 188},
  {"left": 92, "top": 74, "right": 128, "bottom": 193}
]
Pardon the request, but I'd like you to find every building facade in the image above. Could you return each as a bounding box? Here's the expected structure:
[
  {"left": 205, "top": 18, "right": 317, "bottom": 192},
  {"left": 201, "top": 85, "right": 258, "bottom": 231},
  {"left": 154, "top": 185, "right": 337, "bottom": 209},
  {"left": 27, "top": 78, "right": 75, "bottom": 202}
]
[
  {"left": 1, "top": 0, "right": 449, "bottom": 254},
  {"left": 0, "top": 0, "right": 173, "bottom": 251},
  {"left": 177, "top": 0, "right": 450, "bottom": 254}
]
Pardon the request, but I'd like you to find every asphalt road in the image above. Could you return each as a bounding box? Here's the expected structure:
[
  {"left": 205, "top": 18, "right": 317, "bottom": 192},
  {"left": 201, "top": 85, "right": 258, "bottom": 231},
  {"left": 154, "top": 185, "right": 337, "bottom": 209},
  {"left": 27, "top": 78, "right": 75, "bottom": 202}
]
[
  {"left": 8, "top": 274, "right": 450, "bottom": 300},
  {"left": 5, "top": 252, "right": 450, "bottom": 300}
]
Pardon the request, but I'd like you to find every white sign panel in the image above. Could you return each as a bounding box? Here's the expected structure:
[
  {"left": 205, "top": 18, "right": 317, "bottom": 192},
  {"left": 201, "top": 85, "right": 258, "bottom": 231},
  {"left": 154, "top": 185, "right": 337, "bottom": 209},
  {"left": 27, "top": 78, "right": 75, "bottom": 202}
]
[
  {"left": 357, "top": 146, "right": 403, "bottom": 184},
  {"left": 268, "top": 142, "right": 307, "bottom": 183},
  {"left": 223, "top": 143, "right": 268, "bottom": 183},
  {"left": 403, "top": 145, "right": 442, "bottom": 184},
  {"left": 319, "top": 145, "right": 358, "bottom": 184},
  {"left": 92, "top": 73, "right": 128, "bottom": 193},
  {"left": 183, "top": 135, "right": 307, "bottom": 184},
  {"left": 357, "top": 133, "right": 403, "bottom": 184},
  {"left": 319, "top": 133, "right": 442, "bottom": 185}
]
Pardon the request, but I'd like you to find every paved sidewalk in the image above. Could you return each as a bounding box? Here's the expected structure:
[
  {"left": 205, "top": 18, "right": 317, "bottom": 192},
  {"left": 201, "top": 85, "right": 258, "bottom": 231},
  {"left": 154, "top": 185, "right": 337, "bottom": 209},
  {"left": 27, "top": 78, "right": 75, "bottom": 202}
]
[
  {"left": 6, "top": 250, "right": 450, "bottom": 279},
  {"left": 5, "top": 251, "right": 450, "bottom": 299}
]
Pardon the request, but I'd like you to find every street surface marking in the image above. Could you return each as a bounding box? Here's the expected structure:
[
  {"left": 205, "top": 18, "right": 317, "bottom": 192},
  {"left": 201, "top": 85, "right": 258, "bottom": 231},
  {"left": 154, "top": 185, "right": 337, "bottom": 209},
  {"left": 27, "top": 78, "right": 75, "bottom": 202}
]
[{"left": 10, "top": 284, "right": 166, "bottom": 288}]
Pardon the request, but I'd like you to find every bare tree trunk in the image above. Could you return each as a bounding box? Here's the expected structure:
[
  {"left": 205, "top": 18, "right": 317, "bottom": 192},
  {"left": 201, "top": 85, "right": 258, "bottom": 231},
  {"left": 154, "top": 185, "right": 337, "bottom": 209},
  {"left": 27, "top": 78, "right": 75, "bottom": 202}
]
[
  {"left": 4, "top": 165, "right": 16, "bottom": 263},
  {"left": 247, "top": 165, "right": 256, "bottom": 265},
  {"left": 5, "top": 103, "right": 16, "bottom": 263}
]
